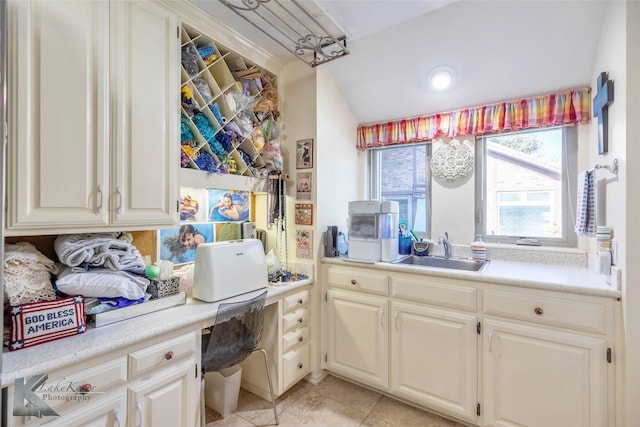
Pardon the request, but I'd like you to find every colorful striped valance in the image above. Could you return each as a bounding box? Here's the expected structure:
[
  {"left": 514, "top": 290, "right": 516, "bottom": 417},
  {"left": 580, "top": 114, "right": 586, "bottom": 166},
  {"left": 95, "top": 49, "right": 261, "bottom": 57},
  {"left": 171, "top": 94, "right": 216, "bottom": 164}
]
[{"left": 357, "top": 88, "right": 591, "bottom": 150}]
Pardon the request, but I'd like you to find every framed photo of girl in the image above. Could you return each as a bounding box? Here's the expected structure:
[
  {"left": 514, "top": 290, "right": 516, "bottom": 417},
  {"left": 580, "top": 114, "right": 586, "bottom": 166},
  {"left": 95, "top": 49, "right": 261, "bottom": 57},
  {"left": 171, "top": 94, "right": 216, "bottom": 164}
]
[
  {"left": 296, "top": 139, "right": 313, "bottom": 169},
  {"left": 158, "top": 223, "right": 214, "bottom": 265}
]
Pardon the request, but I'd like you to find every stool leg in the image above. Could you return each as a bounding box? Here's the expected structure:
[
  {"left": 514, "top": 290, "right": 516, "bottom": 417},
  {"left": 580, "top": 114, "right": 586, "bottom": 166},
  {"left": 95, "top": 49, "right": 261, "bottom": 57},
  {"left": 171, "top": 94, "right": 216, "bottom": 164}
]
[{"left": 255, "top": 348, "right": 279, "bottom": 425}]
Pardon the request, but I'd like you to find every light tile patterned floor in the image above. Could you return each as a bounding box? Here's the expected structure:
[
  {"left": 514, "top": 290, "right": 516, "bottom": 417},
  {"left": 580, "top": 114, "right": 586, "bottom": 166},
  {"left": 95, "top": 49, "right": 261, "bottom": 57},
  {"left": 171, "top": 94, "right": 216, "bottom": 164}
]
[{"left": 205, "top": 375, "right": 468, "bottom": 427}]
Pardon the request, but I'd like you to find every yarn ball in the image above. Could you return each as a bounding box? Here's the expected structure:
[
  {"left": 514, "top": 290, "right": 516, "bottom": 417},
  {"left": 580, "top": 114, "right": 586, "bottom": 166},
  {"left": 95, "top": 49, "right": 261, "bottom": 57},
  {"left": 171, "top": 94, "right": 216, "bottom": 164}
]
[
  {"left": 207, "top": 138, "right": 227, "bottom": 163},
  {"left": 180, "top": 150, "right": 191, "bottom": 168},
  {"left": 180, "top": 115, "right": 194, "bottom": 143},
  {"left": 215, "top": 131, "right": 233, "bottom": 152},
  {"left": 192, "top": 113, "right": 215, "bottom": 142},
  {"left": 194, "top": 151, "right": 218, "bottom": 174},
  {"left": 197, "top": 45, "right": 216, "bottom": 61}
]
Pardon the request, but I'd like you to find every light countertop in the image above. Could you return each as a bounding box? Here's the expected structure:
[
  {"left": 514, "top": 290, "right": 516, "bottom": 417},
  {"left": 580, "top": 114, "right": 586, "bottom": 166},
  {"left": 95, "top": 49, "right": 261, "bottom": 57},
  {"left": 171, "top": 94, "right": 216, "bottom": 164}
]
[
  {"left": 1, "top": 280, "right": 312, "bottom": 388},
  {"left": 322, "top": 257, "right": 620, "bottom": 299}
]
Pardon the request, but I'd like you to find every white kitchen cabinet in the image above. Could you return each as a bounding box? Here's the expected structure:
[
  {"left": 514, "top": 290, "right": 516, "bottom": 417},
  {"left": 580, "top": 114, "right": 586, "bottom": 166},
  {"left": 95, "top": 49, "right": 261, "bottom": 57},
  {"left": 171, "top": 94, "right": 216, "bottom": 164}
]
[
  {"left": 322, "top": 261, "right": 618, "bottom": 427},
  {"left": 324, "top": 265, "right": 390, "bottom": 391},
  {"left": 5, "top": 331, "right": 200, "bottom": 427},
  {"left": 6, "top": 0, "right": 179, "bottom": 236},
  {"left": 483, "top": 288, "right": 613, "bottom": 427},
  {"left": 326, "top": 288, "right": 389, "bottom": 391},
  {"left": 390, "top": 272, "right": 479, "bottom": 423},
  {"left": 240, "top": 286, "right": 312, "bottom": 400},
  {"left": 42, "top": 392, "right": 127, "bottom": 427},
  {"left": 391, "top": 301, "right": 478, "bottom": 423},
  {"left": 127, "top": 358, "right": 198, "bottom": 427}
]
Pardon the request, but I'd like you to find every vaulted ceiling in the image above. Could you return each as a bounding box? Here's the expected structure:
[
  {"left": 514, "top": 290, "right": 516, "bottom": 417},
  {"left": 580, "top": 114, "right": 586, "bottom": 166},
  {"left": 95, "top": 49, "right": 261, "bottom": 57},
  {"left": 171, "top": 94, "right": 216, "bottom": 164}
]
[{"left": 191, "top": 1, "right": 607, "bottom": 125}]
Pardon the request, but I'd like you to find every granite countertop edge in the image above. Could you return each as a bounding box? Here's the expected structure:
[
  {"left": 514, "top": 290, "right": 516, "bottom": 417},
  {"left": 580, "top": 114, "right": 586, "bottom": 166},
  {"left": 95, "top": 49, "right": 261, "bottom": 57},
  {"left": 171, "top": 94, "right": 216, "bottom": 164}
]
[
  {"left": 322, "top": 257, "right": 620, "bottom": 299},
  {"left": 1, "top": 280, "right": 312, "bottom": 388}
]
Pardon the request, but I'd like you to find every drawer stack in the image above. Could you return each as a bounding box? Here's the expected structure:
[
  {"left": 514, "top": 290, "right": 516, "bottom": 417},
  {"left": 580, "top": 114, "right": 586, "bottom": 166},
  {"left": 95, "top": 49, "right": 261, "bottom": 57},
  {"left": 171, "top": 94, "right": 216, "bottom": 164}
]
[{"left": 282, "top": 288, "right": 311, "bottom": 389}]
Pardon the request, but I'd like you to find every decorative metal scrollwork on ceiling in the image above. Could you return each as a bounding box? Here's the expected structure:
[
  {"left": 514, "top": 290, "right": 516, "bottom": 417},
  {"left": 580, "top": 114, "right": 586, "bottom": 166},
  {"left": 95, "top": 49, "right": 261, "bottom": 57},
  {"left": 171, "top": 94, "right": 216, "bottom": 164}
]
[{"left": 218, "top": 0, "right": 350, "bottom": 67}]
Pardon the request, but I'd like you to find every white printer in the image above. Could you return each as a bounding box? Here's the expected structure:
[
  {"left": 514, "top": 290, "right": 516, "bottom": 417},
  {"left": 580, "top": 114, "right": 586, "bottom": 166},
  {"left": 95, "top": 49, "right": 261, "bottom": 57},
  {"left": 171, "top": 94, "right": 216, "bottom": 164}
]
[{"left": 192, "top": 239, "right": 267, "bottom": 302}]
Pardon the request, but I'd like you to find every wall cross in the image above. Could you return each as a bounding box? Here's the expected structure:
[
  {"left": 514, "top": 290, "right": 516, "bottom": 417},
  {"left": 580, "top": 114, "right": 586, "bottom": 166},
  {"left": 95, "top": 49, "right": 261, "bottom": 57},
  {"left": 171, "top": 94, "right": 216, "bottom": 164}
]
[{"left": 593, "top": 71, "right": 614, "bottom": 154}]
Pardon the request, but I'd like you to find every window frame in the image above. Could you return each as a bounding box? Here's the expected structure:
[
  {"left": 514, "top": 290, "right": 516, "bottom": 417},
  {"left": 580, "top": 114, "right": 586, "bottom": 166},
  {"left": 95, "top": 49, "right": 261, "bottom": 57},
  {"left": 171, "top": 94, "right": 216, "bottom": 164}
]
[
  {"left": 475, "top": 126, "right": 578, "bottom": 247},
  {"left": 368, "top": 143, "right": 432, "bottom": 239}
]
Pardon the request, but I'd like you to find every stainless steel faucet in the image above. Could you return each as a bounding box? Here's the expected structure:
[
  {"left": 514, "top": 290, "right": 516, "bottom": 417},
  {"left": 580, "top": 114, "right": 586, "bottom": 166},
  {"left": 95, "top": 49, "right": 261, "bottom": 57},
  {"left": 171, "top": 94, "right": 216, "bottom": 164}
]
[{"left": 439, "top": 232, "right": 452, "bottom": 258}]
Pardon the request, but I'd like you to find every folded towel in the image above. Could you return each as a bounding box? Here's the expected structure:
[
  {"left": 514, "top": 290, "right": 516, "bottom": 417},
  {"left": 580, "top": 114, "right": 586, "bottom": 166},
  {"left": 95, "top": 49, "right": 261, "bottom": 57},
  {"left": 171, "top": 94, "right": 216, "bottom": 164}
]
[
  {"left": 54, "top": 232, "right": 145, "bottom": 271},
  {"left": 575, "top": 169, "right": 597, "bottom": 237}
]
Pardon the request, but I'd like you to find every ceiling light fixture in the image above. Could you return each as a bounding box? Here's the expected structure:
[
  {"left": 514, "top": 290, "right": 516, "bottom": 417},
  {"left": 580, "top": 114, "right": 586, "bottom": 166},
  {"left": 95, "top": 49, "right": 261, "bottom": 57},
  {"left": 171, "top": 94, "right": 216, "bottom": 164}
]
[
  {"left": 218, "top": 0, "right": 350, "bottom": 68},
  {"left": 427, "top": 66, "right": 456, "bottom": 90}
]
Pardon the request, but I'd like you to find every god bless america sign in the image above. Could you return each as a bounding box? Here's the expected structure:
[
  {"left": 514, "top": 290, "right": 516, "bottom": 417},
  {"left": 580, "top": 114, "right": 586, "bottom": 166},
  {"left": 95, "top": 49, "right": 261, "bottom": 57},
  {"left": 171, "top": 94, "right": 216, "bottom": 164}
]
[{"left": 9, "top": 296, "right": 86, "bottom": 351}]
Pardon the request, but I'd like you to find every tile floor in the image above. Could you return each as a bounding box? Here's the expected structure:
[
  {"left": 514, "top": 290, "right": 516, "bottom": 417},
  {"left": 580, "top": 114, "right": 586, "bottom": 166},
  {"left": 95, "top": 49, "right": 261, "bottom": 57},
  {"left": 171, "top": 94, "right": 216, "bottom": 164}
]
[{"left": 205, "top": 374, "right": 468, "bottom": 427}]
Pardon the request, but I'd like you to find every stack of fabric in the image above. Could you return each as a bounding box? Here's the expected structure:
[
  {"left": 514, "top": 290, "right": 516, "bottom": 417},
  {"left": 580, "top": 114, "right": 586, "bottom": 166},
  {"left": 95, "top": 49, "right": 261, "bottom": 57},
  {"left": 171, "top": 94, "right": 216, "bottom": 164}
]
[
  {"left": 54, "top": 232, "right": 150, "bottom": 314},
  {"left": 4, "top": 242, "right": 59, "bottom": 306}
]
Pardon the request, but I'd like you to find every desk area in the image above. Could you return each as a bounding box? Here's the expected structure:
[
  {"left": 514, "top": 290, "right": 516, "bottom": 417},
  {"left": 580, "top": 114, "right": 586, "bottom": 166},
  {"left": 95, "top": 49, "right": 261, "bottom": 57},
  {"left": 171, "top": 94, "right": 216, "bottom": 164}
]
[{"left": 2, "top": 280, "right": 312, "bottom": 426}]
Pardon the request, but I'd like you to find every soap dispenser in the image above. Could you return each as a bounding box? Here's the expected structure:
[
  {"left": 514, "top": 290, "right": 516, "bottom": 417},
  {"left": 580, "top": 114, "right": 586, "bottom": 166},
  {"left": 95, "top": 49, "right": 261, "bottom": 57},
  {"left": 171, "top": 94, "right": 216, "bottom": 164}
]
[{"left": 471, "top": 235, "right": 487, "bottom": 261}]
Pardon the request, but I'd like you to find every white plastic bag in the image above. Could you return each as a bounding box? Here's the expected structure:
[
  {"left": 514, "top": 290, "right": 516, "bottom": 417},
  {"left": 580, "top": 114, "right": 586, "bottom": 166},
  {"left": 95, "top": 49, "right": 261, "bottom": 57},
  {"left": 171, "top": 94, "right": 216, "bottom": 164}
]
[{"left": 265, "top": 249, "right": 281, "bottom": 277}]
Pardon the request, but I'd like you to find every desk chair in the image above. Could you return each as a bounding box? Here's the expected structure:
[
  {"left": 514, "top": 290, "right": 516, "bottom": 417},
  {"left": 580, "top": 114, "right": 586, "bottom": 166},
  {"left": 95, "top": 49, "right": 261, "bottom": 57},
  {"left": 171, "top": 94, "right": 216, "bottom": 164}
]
[{"left": 200, "top": 290, "right": 279, "bottom": 426}]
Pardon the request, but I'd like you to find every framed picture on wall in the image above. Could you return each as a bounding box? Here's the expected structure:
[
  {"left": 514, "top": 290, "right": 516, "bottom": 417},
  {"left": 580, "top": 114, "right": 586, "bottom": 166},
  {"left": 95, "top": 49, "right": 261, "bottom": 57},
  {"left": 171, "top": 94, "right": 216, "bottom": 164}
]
[
  {"left": 158, "top": 223, "right": 214, "bottom": 265},
  {"left": 294, "top": 203, "right": 313, "bottom": 225},
  {"left": 296, "top": 230, "right": 313, "bottom": 259},
  {"left": 296, "top": 172, "right": 312, "bottom": 200},
  {"left": 296, "top": 139, "right": 313, "bottom": 169}
]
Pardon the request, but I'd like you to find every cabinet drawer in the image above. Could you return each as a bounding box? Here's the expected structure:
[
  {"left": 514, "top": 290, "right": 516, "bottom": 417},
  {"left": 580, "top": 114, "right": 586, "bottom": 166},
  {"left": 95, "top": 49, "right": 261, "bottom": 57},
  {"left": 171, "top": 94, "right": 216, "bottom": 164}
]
[
  {"left": 283, "top": 289, "right": 310, "bottom": 313},
  {"left": 327, "top": 265, "right": 389, "bottom": 295},
  {"left": 483, "top": 289, "right": 608, "bottom": 334},
  {"left": 128, "top": 331, "right": 198, "bottom": 378},
  {"left": 283, "top": 307, "right": 310, "bottom": 332},
  {"left": 283, "top": 344, "right": 311, "bottom": 388},
  {"left": 10, "top": 356, "right": 127, "bottom": 425},
  {"left": 283, "top": 325, "right": 311, "bottom": 353},
  {"left": 392, "top": 274, "right": 477, "bottom": 312}
]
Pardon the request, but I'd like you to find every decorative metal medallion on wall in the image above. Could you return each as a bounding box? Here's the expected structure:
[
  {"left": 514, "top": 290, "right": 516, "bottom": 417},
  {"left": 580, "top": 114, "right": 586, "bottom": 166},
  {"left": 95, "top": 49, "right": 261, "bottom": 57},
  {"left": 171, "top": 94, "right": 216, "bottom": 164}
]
[{"left": 430, "top": 140, "right": 474, "bottom": 182}]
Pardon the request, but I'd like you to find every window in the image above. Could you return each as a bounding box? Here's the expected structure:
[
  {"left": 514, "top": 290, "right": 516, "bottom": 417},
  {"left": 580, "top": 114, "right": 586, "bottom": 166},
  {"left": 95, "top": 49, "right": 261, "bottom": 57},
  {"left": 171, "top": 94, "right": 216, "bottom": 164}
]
[
  {"left": 369, "top": 144, "right": 430, "bottom": 235},
  {"left": 475, "top": 127, "right": 577, "bottom": 246}
]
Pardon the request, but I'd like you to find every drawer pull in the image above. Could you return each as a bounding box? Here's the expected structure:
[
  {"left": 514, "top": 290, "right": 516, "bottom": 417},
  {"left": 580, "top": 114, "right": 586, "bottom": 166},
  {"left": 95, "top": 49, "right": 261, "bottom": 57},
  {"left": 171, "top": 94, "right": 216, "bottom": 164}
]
[
  {"left": 164, "top": 351, "right": 174, "bottom": 360},
  {"left": 534, "top": 307, "right": 544, "bottom": 315},
  {"left": 297, "top": 317, "right": 304, "bottom": 324},
  {"left": 297, "top": 336, "right": 304, "bottom": 342},
  {"left": 297, "top": 362, "right": 304, "bottom": 369},
  {"left": 351, "top": 279, "right": 357, "bottom": 285},
  {"left": 77, "top": 383, "right": 92, "bottom": 394}
]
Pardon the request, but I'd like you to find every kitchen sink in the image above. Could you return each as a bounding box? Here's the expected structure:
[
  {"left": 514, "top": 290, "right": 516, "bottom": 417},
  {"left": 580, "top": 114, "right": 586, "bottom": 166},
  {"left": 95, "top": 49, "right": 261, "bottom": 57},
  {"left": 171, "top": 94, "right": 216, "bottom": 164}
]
[{"left": 392, "top": 255, "right": 490, "bottom": 272}]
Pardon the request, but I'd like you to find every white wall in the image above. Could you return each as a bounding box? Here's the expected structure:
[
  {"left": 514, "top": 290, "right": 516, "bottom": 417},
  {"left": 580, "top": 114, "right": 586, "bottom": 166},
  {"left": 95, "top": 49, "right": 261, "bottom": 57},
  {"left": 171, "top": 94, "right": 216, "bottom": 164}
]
[
  {"left": 315, "top": 67, "right": 359, "bottom": 236},
  {"left": 591, "top": 2, "right": 638, "bottom": 425}
]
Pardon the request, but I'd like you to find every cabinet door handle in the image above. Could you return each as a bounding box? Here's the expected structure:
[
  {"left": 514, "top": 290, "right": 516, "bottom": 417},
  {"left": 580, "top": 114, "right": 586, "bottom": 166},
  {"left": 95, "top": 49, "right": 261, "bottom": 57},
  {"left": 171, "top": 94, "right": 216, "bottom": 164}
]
[
  {"left": 350, "top": 279, "right": 357, "bottom": 285},
  {"left": 116, "top": 186, "right": 123, "bottom": 214},
  {"left": 394, "top": 312, "right": 399, "bottom": 331},
  {"left": 488, "top": 331, "right": 493, "bottom": 353},
  {"left": 534, "top": 307, "right": 544, "bottom": 315},
  {"left": 380, "top": 310, "right": 385, "bottom": 328},
  {"left": 136, "top": 398, "right": 143, "bottom": 427},
  {"left": 164, "top": 351, "right": 174, "bottom": 360},
  {"left": 96, "top": 185, "right": 104, "bottom": 214},
  {"left": 114, "top": 408, "right": 122, "bottom": 427}
]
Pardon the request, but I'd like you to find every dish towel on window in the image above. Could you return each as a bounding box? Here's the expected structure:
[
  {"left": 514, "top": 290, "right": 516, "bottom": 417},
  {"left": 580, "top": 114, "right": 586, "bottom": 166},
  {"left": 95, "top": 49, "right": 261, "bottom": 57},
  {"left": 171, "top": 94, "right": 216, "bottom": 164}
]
[{"left": 575, "top": 168, "right": 597, "bottom": 237}]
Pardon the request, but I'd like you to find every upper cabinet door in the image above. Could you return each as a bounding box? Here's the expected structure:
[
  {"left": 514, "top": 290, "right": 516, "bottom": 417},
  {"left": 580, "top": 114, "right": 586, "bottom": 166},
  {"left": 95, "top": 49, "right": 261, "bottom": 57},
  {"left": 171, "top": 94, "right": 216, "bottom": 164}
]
[
  {"left": 6, "top": 0, "right": 110, "bottom": 233},
  {"left": 110, "top": 0, "right": 179, "bottom": 227}
]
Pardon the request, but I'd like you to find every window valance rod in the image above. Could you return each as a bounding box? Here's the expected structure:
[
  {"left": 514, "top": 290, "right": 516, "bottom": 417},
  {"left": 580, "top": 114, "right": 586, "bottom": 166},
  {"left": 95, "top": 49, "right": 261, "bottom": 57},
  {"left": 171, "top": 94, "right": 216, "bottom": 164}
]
[{"left": 357, "top": 88, "right": 591, "bottom": 150}]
